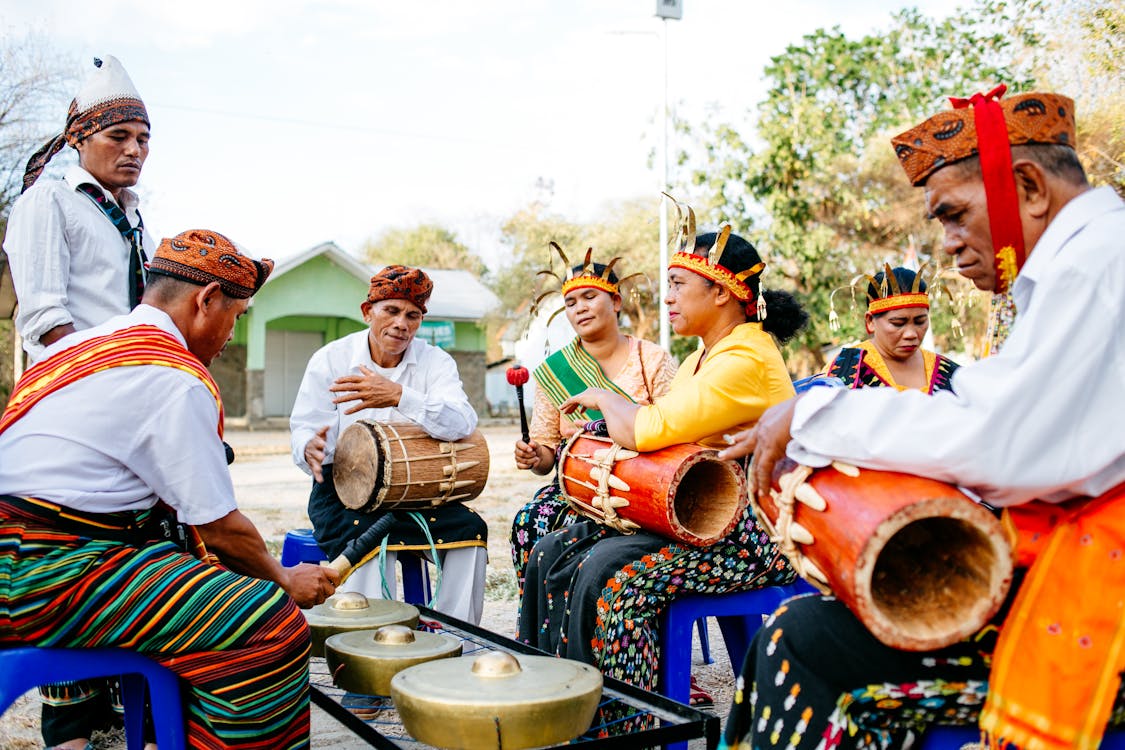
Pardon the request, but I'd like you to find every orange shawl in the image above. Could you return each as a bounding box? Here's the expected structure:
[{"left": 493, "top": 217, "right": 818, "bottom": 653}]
[{"left": 982, "top": 485, "right": 1125, "bottom": 749}]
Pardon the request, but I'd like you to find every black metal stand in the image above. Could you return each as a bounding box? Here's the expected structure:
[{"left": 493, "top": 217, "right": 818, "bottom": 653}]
[{"left": 309, "top": 606, "right": 719, "bottom": 749}]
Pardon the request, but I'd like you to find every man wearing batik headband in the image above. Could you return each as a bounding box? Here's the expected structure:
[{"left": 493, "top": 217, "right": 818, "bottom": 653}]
[
  {"left": 719, "top": 87, "right": 1125, "bottom": 750},
  {"left": 0, "top": 229, "right": 340, "bottom": 749},
  {"left": 290, "top": 264, "right": 489, "bottom": 625},
  {"left": 4, "top": 56, "right": 156, "bottom": 364}
]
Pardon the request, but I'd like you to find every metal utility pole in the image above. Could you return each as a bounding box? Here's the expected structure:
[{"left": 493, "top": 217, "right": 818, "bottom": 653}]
[{"left": 654, "top": 0, "right": 682, "bottom": 350}]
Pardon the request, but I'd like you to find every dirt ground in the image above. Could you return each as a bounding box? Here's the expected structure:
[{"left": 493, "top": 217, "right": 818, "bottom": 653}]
[{"left": 0, "top": 420, "right": 737, "bottom": 749}]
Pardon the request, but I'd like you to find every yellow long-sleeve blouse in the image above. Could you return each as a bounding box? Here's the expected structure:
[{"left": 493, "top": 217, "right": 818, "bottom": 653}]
[{"left": 633, "top": 322, "right": 795, "bottom": 451}]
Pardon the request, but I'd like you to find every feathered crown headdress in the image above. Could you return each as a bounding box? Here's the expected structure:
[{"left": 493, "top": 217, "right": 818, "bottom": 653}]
[
  {"left": 664, "top": 193, "right": 768, "bottom": 319},
  {"left": 828, "top": 262, "right": 961, "bottom": 337},
  {"left": 530, "top": 242, "right": 645, "bottom": 329}
]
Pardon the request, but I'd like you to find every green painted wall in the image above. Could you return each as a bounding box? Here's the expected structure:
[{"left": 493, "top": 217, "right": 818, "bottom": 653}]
[
  {"left": 237, "top": 252, "right": 491, "bottom": 370},
  {"left": 454, "top": 320, "right": 486, "bottom": 350},
  {"left": 243, "top": 254, "right": 368, "bottom": 369}
]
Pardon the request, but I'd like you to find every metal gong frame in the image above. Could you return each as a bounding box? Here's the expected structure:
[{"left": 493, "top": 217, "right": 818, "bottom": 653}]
[{"left": 310, "top": 606, "right": 719, "bottom": 749}]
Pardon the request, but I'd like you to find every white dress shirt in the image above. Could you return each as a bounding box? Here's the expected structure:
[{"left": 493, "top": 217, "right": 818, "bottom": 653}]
[
  {"left": 290, "top": 330, "right": 479, "bottom": 474},
  {"left": 0, "top": 305, "right": 237, "bottom": 525},
  {"left": 4, "top": 164, "right": 156, "bottom": 361},
  {"left": 788, "top": 187, "right": 1125, "bottom": 507}
]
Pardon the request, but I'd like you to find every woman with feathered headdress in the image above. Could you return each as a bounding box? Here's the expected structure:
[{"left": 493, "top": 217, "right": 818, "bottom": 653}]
[
  {"left": 826, "top": 264, "right": 960, "bottom": 393},
  {"left": 510, "top": 246, "right": 678, "bottom": 598},
  {"left": 517, "top": 202, "right": 809, "bottom": 708}
]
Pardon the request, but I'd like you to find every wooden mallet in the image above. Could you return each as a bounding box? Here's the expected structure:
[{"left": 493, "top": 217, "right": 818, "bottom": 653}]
[{"left": 506, "top": 363, "right": 531, "bottom": 444}]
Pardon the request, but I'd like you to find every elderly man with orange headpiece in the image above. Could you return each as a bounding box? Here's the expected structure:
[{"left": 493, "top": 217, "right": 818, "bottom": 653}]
[
  {"left": 0, "top": 230, "right": 339, "bottom": 749},
  {"left": 290, "top": 264, "right": 489, "bottom": 625},
  {"left": 719, "top": 88, "right": 1125, "bottom": 749}
]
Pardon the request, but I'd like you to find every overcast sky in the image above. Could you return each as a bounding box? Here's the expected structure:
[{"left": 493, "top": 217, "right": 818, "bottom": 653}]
[{"left": 4, "top": 0, "right": 950, "bottom": 267}]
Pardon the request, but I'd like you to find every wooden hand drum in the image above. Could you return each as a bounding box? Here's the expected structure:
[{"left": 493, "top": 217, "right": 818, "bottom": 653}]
[
  {"left": 334, "top": 420, "right": 489, "bottom": 511},
  {"left": 757, "top": 458, "right": 1014, "bottom": 651},
  {"left": 558, "top": 432, "right": 748, "bottom": 546}
]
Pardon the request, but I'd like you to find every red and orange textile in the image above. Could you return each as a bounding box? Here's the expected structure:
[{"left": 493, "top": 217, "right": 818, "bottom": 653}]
[
  {"left": 982, "top": 486, "right": 1125, "bottom": 750},
  {"left": 0, "top": 324, "right": 315, "bottom": 748},
  {"left": 1, "top": 323, "right": 223, "bottom": 437}
]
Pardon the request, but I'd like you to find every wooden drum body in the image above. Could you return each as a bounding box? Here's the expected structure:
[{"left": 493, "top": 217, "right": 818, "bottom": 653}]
[
  {"left": 558, "top": 433, "right": 747, "bottom": 546},
  {"left": 334, "top": 421, "right": 489, "bottom": 511},
  {"left": 758, "top": 458, "right": 1014, "bottom": 651}
]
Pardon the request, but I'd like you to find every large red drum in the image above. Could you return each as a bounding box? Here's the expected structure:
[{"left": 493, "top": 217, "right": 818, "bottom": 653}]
[
  {"left": 558, "top": 432, "right": 747, "bottom": 546},
  {"left": 757, "top": 457, "right": 1014, "bottom": 651}
]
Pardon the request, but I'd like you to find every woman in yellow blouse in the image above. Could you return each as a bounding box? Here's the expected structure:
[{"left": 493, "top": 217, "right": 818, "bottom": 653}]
[
  {"left": 516, "top": 228, "right": 807, "bottom": 701},
  {"left": 510, "top": 256, "right": 677, "bottom": 597}
]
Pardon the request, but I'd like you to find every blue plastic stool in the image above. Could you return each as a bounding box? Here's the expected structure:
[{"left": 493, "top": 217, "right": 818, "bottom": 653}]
[
  {"left": 0, "top": 647, "right": 186, "bottom": 750},
  {"left": 658, "top": 581, "right": 816, "bottom": 704},
  {"left": 281, "top": 529, "right": 431, "bottom": 604},
  {"left": 919, "top": 725, "right": 1125, "bottom": 749},
  {"left": 281, "top": 528, "right": 327, "bottom": 566},
  {"left": 398, "top": 552, "right": 433, "bottom": 606}
]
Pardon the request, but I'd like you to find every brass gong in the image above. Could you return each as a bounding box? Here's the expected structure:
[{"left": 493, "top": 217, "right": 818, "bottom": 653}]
[
  {"left": 391, "top": 651, "right": 603, "bottom": 750},
  {"left": 303, "top": 592, "right": 419, "bottom": 657},
  {"left": 325, "top": 625, "right": 463, "bottom": 696}
]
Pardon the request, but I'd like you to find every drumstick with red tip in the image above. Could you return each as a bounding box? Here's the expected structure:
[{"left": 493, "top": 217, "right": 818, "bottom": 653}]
[{"left": 506, "top": 364, "right": 531, "bottom": 444}]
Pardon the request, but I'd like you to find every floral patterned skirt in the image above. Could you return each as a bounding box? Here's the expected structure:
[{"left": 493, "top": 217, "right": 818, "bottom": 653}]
[
  {"left": 720, "top": 593, "right": 1125, "bottom": 750},
  {"left": 518, "top": 509, "right": 794, "bottom": 693}
]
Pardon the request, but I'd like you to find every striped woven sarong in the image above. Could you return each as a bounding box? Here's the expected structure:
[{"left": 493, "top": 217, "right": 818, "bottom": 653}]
[{"left": 0, "top": 496, "right": 312, "bottom": 749}]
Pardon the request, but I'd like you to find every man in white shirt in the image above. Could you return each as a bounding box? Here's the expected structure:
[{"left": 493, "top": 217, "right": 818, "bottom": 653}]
[
  {"left": 2, "top": 54, "right": 159, "bottom": 750},
  {"left": 5, "top": 55, "right": 155, "bottom": 363},
  {"left": 718, "top": 89, "right": 1125, "bottom": 750},
  {"left": 0, "top": 229, "right": 339, "bottom": 749},
  {"left": 291, "top": 264, "right": 488, "bottom": 625}
]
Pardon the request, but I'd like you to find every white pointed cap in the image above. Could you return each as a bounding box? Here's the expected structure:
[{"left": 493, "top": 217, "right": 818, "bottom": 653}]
[{"left": 73, "top": 55, "right": 145, "bottom": 113}]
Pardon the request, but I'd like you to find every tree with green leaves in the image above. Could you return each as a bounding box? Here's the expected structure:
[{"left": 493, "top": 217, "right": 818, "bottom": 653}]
[
  {"left": 360, "top": 223, "right": 488, "bottom": 277},
  {"left": 687, "top": 1, "right": 1045, "bottom": 372},
  {"left": 487, "top": 197, "right": 680, "bottom": 355}
]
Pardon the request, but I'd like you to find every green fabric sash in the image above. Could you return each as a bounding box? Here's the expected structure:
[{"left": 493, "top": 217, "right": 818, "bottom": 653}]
[{"left": 533, "top": 338, "right": 635, "bottom": 424}]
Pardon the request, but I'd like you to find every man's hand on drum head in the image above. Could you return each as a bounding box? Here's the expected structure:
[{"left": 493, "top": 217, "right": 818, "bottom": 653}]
[
  {"left": 282, "top": 562, "right": 340, "bottom": 609},
  {"left": 304, "top": 425, "right": 330, "bottom": 483},
  {"left": 718, "top": 396, "right": 799, "bottom": 501},
  {"left": 330, "top": 365, "right": 404, "bottom": 414}
]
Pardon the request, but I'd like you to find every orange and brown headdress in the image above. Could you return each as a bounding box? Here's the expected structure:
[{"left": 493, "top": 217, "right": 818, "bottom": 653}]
[
  {"left": 147, "top": 229, "right": 273, "bottom": 299},
  {"left": 531, "top": 243, "right": 645, "bottom": 324},
  {"left": 891, "top": 85, "right": 1077, "bottom": 293},
  {"left": 367, "top": 265, "right": 433, "bottom": 314}
]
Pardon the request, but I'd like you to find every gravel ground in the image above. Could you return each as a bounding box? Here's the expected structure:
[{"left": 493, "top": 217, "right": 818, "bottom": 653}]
[{"left": 0, "top": 421, "right": 737, "bottom": 749}]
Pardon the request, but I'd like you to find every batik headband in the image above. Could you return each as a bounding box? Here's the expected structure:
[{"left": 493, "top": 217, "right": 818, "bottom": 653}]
[
  {"left": 148, "top": 229, "right": 273, "bottom": 299},
  {"left": 892, "top": 85, "right": 1076, "bottom": 294},
  {"left": 23, "top": 56, "right": 150, "bottom": 192},
  {"left": 367, "top": 265, "right": 433, "bottom": 314}
]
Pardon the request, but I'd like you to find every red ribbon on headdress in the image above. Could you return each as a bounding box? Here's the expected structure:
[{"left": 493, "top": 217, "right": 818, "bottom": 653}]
[{"left": 949, "top": 84, "right": 1026, "bottom": 294}]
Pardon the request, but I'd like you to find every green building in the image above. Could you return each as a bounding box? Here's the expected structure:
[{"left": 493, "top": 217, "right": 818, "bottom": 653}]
[{"left": 206, "top": 241, "right": 499, "bottom": 423}]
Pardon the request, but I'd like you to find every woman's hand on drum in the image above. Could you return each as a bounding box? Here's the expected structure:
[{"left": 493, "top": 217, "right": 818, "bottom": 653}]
[
  {"left": 281, "top": 562, "right": 341, "bottom": 608},
  {"left": 514, "top": 438, "right": 554, "bottom": 475},
  {"left": 330, "top": 365, "right": 404, "bottom": 414},
  {"left": 718, "top": 396, "right": 799, "bottom": 501},
  {"left": 304, "top": 425, "right": 330, "bottom": 483},
  {"left": 559, "top": 388, "right": 609, "bottom": 415}
]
